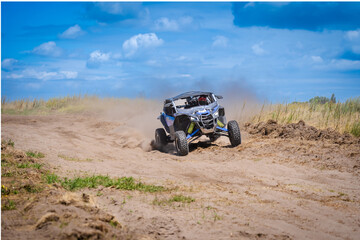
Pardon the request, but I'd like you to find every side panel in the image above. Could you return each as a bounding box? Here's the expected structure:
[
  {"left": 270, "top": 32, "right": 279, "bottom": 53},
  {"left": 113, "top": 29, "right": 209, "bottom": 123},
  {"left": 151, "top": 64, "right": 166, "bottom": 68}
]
[
  {"left": 160, "top": 114, "right": 170, "bottom": 133},
  {"left": 161, "top": 113, "right": 175, "bottom": 136}
]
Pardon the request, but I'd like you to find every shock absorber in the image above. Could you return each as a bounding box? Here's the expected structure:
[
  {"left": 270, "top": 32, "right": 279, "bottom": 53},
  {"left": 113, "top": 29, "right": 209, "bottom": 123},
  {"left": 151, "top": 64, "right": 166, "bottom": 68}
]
[
  {"left": 188, "top": 122, "right": 195, "bottom": 134},
  {"left": 217, "top": 119, "right": 224, "bottom": 128}
]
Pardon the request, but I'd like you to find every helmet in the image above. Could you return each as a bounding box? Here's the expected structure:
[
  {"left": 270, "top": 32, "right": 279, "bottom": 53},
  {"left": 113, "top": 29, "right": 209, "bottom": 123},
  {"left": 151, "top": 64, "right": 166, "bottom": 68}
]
[{"left": 198, "top": 96, "right": 207, "bottom": 105}]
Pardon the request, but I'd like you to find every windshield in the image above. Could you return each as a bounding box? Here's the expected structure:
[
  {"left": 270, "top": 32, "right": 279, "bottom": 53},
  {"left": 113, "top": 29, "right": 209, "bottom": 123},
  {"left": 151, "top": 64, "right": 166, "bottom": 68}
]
[{"left": 173, "top": 94, "right": 216, "bottom": 109}]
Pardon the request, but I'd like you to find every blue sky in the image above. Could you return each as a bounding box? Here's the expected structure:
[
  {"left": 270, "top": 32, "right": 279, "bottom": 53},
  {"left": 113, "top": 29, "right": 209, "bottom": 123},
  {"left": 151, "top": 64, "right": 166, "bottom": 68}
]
[{"left": 2, "top": 2, "right": 360, "bottom": 102}]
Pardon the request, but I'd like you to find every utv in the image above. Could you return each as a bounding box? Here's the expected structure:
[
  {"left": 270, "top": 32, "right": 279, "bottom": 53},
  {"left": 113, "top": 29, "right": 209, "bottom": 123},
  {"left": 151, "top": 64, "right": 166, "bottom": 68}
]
[{"left": 155, "top": 91, "right": 241, "bottom": 156}]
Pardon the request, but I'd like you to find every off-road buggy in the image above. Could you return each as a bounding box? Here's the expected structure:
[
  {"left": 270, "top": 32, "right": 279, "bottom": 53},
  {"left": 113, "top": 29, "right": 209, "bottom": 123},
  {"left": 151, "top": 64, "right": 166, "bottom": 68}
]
[{"left": 155, "top": 91, "right": 241, "bottom": 156}]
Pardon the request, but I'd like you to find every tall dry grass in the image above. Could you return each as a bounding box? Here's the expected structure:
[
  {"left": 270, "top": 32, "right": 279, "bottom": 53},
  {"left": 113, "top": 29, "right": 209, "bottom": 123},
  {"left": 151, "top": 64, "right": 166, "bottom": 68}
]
[
  {"left": 1, "top": 95, "right": 158, "bottom": 115},
  {"left": 1, "top": 95, "right": 91, "bottom": 115},
  {"left": 247, "top": 97, "right": 360, "bottom": 136}
]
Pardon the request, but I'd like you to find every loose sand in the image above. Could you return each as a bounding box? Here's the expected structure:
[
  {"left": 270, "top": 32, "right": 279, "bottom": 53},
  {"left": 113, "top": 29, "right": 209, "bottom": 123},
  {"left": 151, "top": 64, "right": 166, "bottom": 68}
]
[{"left": 1, "top": 111, "right": 359, "bottom": 239}]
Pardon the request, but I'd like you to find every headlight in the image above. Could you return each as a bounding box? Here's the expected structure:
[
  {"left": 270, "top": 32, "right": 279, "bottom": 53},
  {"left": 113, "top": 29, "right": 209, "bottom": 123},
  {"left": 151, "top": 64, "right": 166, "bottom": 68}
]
[
  {"left": 190, "top": 116, "right": 198, "bottom": 121},
  {"left": 213, "top": 111, "right": 219, "bottom": 117}
]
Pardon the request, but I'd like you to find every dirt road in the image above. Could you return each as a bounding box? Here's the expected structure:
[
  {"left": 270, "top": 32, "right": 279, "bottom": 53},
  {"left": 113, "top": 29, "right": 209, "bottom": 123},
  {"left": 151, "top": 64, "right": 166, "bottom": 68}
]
[{"left": 1, "top": 113, "right": 360, "bottom": 239}]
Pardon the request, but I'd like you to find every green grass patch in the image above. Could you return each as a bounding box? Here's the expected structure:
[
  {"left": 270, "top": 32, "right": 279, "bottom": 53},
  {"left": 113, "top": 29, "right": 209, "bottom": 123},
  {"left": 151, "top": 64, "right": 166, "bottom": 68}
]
[
  {"left": 58, "top": 154, "right": 93, "bottom": 162},
  {"left": 44, "top": 173, "right": 60, "bottom": 184},
  {"left": 16, "top": 162, "right": 43, "bottom": 169},
  {"left": 17, "top": 162, "right": 31, "bottom": 168},
  {"left": 2, "top": 171, "right": 15, "bottom": 177},
  {"left": 31, "top": 163, "right": 43, "bottom": 169},
  {"left": 109, "top": 220, "right": 120, "bottom": 228},
  {"left": 170, "top": 194, "right": 195, "bottom": 203},
  {"left": 2, "top": 139, "right": 14, "bottom": 147},
  {"left": 1, "top": 160, "right": 13, "bottom": 168},
  {"left": 23, "top": 184, "right": 43, "bottom": 193},
  {"left": 26, "top": 151, "right": 45, "bottom": 159},
  {"left": 2, "top": 185, "right": 10, "bottom": 196},
  {"left": 153, "top": 194, "right": 195, "bottom": 206},
  {"left": 2, "top": 200, "right": 16, "bottom": 211},
  {"left": 61, "top": 175, "right": 164, "bottom": 192},
  {"left": 43, "top": 173, "right": 165, "bottom": 192}
]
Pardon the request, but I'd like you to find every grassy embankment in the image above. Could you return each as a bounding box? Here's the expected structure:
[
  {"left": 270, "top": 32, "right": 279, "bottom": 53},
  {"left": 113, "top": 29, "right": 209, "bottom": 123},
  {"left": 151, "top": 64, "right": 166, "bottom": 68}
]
[
  {"left": 234, "top": 97, "right": 360, "bottom": 137},
  {"left": 2, "top": 95, "right": 360, "bottom": 137},
  {"left": 1, "top": 139, "right": 196, "bottom": 212},
  {"left": 1, "top": 139, "right": 167, "bottom": 211}
]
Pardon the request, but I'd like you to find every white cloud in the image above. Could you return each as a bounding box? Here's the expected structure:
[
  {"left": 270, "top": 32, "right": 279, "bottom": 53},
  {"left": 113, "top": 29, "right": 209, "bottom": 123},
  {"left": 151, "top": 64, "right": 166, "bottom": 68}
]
[
  {"left": 180, "top": 74, "right": 191, "bottom": 78},
  {"left": 59, "top": 24, "right": 85, "bottom": 39},
  {"left": 153, "top": 16, "right": 193, "bottom": 31},
  {"left": 6, "top": 68, "right": 78, "bottom": 81},
  {"left": 89, "top": 50, "right": 110, "bottom": 62},
  {"left": 32, "top": 41, "right": 62, "bottom": 57},
  {"left": 60, "top": 71, "right": 78, "bottom": 79},
  {"left": 330, "top": 59, "right": 360, "bottom": 70},
  {"left": 212, "top": 36, "right": 228, "bottom": 48},
  {"left": 86, "top": 2, "right": 146, "bottom": 24},
  {"left": 252, "top": 42, "right": 266, "bottom": 55},
  {"left": 179, "top": 16, "right": 193, "bottom": 25},
  {"left": 311, "top": 56, "right": 323, "bottom": 63},
  {"left": 112, "top": 53, "right": 122, "bottom": 59},
  {"left": 85, "top": 75, "right": 113, "bottom": 81},
  {"left": 94, "top": 2, "right": 139, "bottom": 15},
  {"left": 244, "top": 2, "right": 255, "bottom": 8},
  {"left": 146, "top": 60, "right": 160, "bottom": 66},
  {"left": 175, "top": 56, "right": 188, "bottom": 61},
  {"left": 86, "top": 50, "right": 111, "bottom": 68},
  {"left": 154, "top": 18, "right": 179, "bottom": 31},
  {"left": 2, "top": 58, "right": 18, "bottom": 70},
  {"left": 37, "top": 71, "right": 58, "bottom": 80},
  {"left": 346, "top": 29, "right": 360, "bottom": 41},
  {"left": 122, "top": 33, "right": 163, "bottom": 57},
  {"left": 8, "top": 73, "right": 23, "bottom": 79}
]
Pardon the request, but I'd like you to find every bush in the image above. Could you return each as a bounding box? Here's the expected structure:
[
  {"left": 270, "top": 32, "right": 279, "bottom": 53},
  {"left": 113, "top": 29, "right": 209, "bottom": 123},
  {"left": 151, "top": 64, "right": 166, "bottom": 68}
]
[{"left": 309, "top": 96, "right": 331, "bottom": 104}]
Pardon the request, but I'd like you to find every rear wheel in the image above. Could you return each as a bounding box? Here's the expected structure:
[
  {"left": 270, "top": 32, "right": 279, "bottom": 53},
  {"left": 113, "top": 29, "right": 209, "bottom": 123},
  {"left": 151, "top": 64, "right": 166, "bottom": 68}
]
[
  {"left": 228, "top": 120, "right": 241, "bottom": 147},
  {"left": 175, "top": 131, "right": 189, "bottom": 156},
  {"left": 155, "top": 128, "right": 167, "bottom": 148}
]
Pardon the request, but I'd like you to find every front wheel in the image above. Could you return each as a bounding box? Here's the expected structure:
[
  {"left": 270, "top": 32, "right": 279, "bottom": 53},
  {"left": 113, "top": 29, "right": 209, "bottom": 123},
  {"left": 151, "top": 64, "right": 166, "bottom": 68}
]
[
  {"left": 228, "top": 120, "right": 241, "bottom": 147},
  {"left": 175, "top": 131, "right": 189, "bottom": 156},
  {"left": 155, "top": 128, "right": 167, "bottom": 149}
]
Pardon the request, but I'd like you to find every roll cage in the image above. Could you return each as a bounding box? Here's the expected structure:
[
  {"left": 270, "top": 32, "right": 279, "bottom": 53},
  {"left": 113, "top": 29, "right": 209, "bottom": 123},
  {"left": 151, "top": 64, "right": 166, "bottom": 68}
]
[{"left": 163, "top": 91, "right": 222, "bottom": 117}]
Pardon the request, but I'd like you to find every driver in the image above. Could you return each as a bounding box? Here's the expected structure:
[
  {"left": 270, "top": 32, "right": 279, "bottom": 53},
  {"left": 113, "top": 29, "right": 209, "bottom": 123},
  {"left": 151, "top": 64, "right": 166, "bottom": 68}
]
[{"left": 198, "top": 95, "right": 208, "bottom": 106}]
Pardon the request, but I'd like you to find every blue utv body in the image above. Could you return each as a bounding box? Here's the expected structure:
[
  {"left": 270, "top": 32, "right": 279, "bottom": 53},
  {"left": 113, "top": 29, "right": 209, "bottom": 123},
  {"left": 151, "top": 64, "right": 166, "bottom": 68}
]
[{"left": 154, "top": 91, "right": 241, "bottom": 156}]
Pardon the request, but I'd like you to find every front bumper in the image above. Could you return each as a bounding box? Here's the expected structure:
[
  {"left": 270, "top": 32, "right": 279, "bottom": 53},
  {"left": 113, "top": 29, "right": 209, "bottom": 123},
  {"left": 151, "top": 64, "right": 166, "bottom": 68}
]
[{"left": 186, "top": 118, "right": 228, "bottom": 142}]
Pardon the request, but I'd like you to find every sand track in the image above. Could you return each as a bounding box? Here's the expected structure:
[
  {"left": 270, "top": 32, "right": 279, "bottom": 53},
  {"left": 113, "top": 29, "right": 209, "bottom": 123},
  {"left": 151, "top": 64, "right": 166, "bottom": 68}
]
[{"left": 2, "top": 113, "right": 360, "bottom": 239}]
